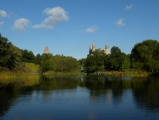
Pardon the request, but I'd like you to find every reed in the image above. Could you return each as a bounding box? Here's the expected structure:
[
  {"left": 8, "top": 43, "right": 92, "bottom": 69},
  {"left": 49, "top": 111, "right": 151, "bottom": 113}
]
[
  {"left": 43, "top": 70, "right": 86, "bottom": 76},
  {"left": 105, "top": 71, "right": 149, "bottom": 77},
  {"left": 0, "top": 71, "right": 40, "bottom": 86}
]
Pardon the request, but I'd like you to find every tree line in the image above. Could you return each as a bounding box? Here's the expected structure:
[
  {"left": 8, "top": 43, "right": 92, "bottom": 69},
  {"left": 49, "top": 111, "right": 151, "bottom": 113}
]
[
  {"left": 79, "top": 39, "right": 159, "bottom": 74},
  {"left": 0, "top": 34, "right": 79, "bottom": 72},
  {"left": 1, "top": 33, "right": 159, "bottom": 74}
]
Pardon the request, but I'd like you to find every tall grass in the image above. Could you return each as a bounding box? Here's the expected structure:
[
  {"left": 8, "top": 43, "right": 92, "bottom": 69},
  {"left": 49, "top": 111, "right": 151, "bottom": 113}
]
[
  {"left": 0, "top": 71, "right": 40, "bottom": 86},
  {"left": 24, "top": 63, "right": 40, "bottom": 73},
  {"left": 43, "top": 70, "right": 86, "bottom": 76},
  {"left": 105, "top": 71, "right": 149, "bottom": 77}
]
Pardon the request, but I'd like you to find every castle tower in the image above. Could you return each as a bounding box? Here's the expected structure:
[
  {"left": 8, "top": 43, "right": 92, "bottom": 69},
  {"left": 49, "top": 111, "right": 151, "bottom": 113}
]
[
  {"left": 43, "top": 46, "right": 50, "bottom": 54},
  {"left": 89, "top": 44, "right": 96, "bottom": 55},
  {"left": 105, "top": 44, "right": 110, "bottom": 55}
]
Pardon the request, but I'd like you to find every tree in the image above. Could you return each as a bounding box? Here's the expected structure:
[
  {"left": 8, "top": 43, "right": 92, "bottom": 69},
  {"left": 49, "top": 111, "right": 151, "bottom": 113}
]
[
  {"left": 35, "top": 54, "right": 42, "bottom": 65},
  {"left": 78, "top": 58, "right": 86, "bottom": 72},
  {"left": 111, "top": 46, "right": 121, "bottom": 54},
  {"left": 84, "top": 50, "right": 106, "bottom": 73},
  {"left": 78, "top": 58, "right": 86, "bottom": 67},
  {"left": 0, "top": 34, "right": 22, "bottom": 70},
  {"left": 105, "top": 46, "right": 130, "bottom": 71},
  {"left": 120, "top": 53, "right": 130, "bottom": 71},
  {"left": 131, "top": 39, "right": 159, "bottom": 72},
  {"left": 105, "top": 46, "right": 122, "bottom": 70},
  {"left": 40, "top": 54, "right": 79, "bottom": 73},
  {"left": 40, "top": 54, "right": 53, "bottom": 72},
  {"left": 21, "top": 49, "right": 35, "bottom": 63},
  {"left": 62, "top": 56, "right": 78, "bottom": 72}
]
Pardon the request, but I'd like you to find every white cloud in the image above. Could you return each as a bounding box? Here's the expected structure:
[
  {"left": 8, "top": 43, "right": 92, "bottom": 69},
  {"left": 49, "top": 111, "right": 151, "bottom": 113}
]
[
  {"left": 13, "top": 18, "right": 30, "bottom": 32},
  {"left": 0, "top": 21, "right": 5, "bottom": 26},
  {"left": 124, "top": 4, "right": 133, "bottom": 10},
  {"left": 116, "top": 18, "right": 125, "bottom": 27},
  {"left": 0, "top": 10, "right": 9, "bottom": 17},
  {"left": 33, "top": 6, "right": 69, "bottom": 29},
  {"left": 86, "top": 25, "right": 96, "bottom": 33}
]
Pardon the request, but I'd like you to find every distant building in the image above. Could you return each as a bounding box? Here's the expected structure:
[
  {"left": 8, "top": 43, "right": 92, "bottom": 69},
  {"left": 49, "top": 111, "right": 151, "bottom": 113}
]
[
  {"left": 105, "top": 44, "right": 110, "bottom": 55},
  {"left": 89, "top": 44, "right": 110, "bottom": 55},
  {"left": 89, "top": 44, "right": 96, "bottom": 55},
  {"left": 43, "top": 46, "right": 50, "bottom": 54}
]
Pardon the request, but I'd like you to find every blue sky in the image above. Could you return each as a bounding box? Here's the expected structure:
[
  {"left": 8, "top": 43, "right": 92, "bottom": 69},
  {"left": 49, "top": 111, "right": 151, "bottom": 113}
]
[{"left": 0, "top": 0, "right": 159, "bottom": 59}]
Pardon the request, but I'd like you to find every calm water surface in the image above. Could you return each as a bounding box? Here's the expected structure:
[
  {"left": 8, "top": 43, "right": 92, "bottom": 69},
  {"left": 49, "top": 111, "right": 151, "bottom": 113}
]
[{"left": 0, "top": 75, "right": 159, "bottom": 120}]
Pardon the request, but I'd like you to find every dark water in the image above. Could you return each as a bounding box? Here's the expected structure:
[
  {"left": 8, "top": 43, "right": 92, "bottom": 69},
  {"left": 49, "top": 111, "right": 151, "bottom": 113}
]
[{"left": 0, "top": 75, "right": 159, "bottom": 120}]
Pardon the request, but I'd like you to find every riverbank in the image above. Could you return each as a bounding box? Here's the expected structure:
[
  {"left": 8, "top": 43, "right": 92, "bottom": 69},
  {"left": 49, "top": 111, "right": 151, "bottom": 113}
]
[
  {"left": 86, "top": 70, "right": 150, "bottom": 77},
  {"left": 42, "top": 71, "right": 86, "bottom": 76},
  {"left": 0, "top": 70, "right": 158, "bottom": 83},
  {"left": 0, "top": 71, "right": 40, "bottom": 86},
  {"left": 103, "top": 71, "right": 149, "bottom": 77}
]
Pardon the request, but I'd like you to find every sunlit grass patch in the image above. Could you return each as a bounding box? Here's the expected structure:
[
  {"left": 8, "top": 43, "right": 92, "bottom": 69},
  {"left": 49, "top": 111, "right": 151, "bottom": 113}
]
[
  {"left": 106, "top": 71, "right": 149, "bottom": 77},
  {"left": 0, "top": 71, "right": 40, "bottom": 86},
  {"left": 24, "top": 63, "right": 40, "bottom": 73}
]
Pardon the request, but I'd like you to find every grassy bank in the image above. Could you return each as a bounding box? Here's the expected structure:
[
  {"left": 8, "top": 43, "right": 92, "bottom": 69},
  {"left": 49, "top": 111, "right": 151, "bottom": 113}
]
[
  {"left": 43, "top": 70, "right": 86, "bottom": 76},
  {"left": 105, "top": 71, "right": 149, "bottom": 77},
  {"left": 0, "top": 63, "right": 40, "bottom": 86},
  {"left": 43, "top": 70, "right": 151, "bottom": 77},
  {"left": 0, "top": 71, "right": 40, "bottom": 86},
  {"left": 24, "top": 63, "right": 40, "bottom": 73},
  {"left": 92, "top": 70, "right": 149, "bottom": 77}
]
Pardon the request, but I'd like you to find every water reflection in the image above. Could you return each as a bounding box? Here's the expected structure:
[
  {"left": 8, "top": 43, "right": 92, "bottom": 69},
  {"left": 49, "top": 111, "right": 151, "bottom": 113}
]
[
  {"left": 0, "top": 75, "right": 159, "bottom": 119},
  {"left": 132, "top": 77, "right": 159, "bottom": 111}
]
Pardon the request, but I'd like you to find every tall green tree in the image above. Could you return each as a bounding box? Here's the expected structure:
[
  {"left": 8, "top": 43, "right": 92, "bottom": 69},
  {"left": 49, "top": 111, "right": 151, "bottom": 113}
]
[
  {"left": 0, "top": 34, "right": 21, "bottom": 70},
  {"left": 40, "top": 54, "right": 53, "bottom": 72},
  {"left": 105, "top": 46, "right": 130, "bottom": 71},
  {"left": 84, "top": 50, "right": 106, "bottom": 73},
  {"left": 21, "top": 49, "right": 35, "bottom": 63},
  {"left": 34, "top": 54, "right": 42, "bottom": 65},
  {"left": 131, "top": 39, "right": 159, "bottom": 72},
  {"left": 40, "top": 54, "right": 79, "bottom": 73},
  {"left": 78, "top": 58, "right": 86, "bottom": 71}
]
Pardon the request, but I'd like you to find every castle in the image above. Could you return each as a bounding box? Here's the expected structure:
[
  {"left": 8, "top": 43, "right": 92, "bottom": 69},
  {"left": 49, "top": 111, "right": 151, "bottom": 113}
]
[{"left": 89, "top": 44, "right": 110, "bottom": 55}]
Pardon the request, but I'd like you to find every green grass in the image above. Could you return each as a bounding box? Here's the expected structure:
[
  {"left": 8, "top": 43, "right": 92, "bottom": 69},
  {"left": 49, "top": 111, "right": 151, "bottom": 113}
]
[
  {"left": 43, "top": 70, "right": 86, "bottom": 76},
  {"left": 101, "top": 71, "right": 149, "bottom": 77},
  {"left": 0, "top": 63, "right": 41, "bottom": 86},
  {"left": 0, "top": 71, "right": 40, "bottom": 86},
  {"left": 24, "top": 63, "right": 40, "bottom": 73}
]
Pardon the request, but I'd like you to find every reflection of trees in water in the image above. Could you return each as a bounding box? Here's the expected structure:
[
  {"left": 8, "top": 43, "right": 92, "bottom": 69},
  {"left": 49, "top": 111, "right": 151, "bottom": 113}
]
[
  {"left": 37, "top": 76, "right": 80, "bottom": 90},
  {"left": 0, "top": 75, "right": 81, "bottom": 118},
  {"left": 0, "top": 84, "right": 23, "bottom": 118},
  {"left": 1, "top": 75, "right": 159, "bottom": 118},
  {"left": 81, "top": 76, "right": 131, "bottom": 105},
  {"left": 132, "top": 77, "right": 159, "bottom": 111},
  {"left": 82, "top": 76, "right": 159, "bottom": 111}
]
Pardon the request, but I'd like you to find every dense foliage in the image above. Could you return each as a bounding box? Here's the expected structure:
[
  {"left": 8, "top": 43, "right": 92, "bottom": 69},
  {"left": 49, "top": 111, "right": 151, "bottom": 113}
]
[
  {"left": 84, "top": 46, "right": 130, "bottom": 73},
  {"left": 131, "top": 40, "right": 159, "bottom": 72},
  {"left": 0, "top": 34, "right": 78, "bottom": 72},
  {"left": 84, "top": 39, "right": 159, "bottom": 74},
  {"left": 105, "top": 46, "right": 130, "bottom": 71},
  {"left": 39, "top": 54, "right": 79, "bottom": 72},
  {"left": 84, "top": 50, "right": 106, "bottom": 73},
  {"left": 0, "top": 34, "right": 21, "bottom": 70},
  {"left": 0, "top": 34, "right": 159, "bottom": 74},
  {"left": 21, "top": 49, "right": 35, "bottom": 63}
]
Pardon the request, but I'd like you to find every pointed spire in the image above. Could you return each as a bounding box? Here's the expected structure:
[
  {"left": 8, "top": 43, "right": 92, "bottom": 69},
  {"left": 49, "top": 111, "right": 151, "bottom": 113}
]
[{"left": 43, "top": 46, "right": 50, "bottom": 54}]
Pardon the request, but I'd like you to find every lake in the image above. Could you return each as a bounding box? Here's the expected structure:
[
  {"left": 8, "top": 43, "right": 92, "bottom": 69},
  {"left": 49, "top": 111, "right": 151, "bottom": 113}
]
[{"left": 0, "top": 75, "right": 159, "bottom": 120}]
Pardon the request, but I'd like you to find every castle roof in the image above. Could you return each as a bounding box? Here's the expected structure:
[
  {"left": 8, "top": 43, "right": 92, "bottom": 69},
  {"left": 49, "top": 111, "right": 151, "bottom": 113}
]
[{"left": 43, "top": 46, "right": 50, "bottom": 54}]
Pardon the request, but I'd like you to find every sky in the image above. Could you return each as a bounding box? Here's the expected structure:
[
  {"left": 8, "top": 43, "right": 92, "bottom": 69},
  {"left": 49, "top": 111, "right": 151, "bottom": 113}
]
[{"left": 0, "top": 0, "right": 159, "bottom": 59}]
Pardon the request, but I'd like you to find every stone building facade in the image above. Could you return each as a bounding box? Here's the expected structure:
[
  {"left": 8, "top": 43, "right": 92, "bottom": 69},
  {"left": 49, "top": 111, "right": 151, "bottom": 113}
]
[{"left": 89, "top": 44, "right": 110, "bottom": 55}]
